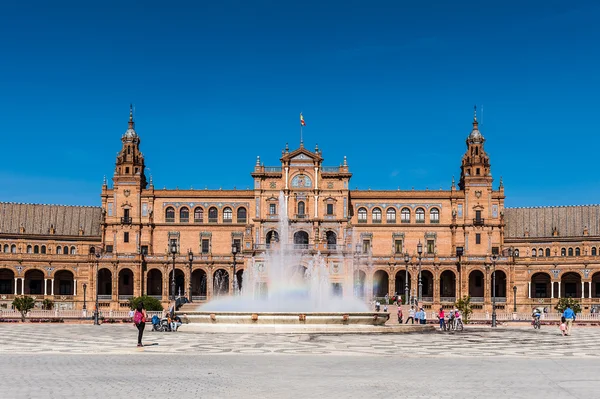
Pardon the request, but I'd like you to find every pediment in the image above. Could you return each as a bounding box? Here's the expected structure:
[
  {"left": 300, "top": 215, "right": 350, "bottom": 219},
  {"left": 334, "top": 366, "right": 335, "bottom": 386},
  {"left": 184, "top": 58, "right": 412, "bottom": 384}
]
[{"left": 281, "top": 146, "right": 322, "bottom": 163}]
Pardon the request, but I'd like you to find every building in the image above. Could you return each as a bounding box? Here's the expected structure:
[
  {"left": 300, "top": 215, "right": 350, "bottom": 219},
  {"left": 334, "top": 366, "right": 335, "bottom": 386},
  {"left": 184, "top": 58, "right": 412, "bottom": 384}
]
[{"left": 1, "top": 107, "right": 599, "bottom": 314}]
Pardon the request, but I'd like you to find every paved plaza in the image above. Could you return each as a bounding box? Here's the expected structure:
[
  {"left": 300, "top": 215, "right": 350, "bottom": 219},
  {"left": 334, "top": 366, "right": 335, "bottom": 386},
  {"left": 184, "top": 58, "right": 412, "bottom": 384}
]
[{"left": 1, "top": 324, "right": 599, "bottom": 398}]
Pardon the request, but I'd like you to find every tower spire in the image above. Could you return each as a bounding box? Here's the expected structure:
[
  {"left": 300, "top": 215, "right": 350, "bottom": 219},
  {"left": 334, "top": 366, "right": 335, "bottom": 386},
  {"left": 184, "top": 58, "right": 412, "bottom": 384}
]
[{"left": 128, "top": 103, "right": 134, "bottom": 129}]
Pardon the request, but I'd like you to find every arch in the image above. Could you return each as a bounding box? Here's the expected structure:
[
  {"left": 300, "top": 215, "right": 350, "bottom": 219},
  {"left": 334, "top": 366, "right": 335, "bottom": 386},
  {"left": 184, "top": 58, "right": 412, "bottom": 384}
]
[
  {"left": 468, "top": 270, "right": 485, "bottom": 298},
  {"left": 193, "top": 207, "right": 204, "bottom": 223},
  {"left": 386, "top": 208, "right": 396, "bottom": 223},
  {"left": 421, "top": 270, "right": 434, "bottom": 298},
  {"left": 372, "top": 207, "right": 382, "bottom": 223},
  {"left": 56, "top": 246, "right": 63, "bottom": 255},
  {"left": 429, "top": 208, "right": 440, "bottom": 223},
  {"left": 568, "top": 247, "right": 573, "bottom": 257},
  {"left": 293, "top": 231, "right": 309, "bottom": 248},
  {"left": 237, "top": 207, "right": 247, "bottom": 223},
  {"left": 168, "top": 269, "right": 186, "bottom": 298},
  {"left": 575, "top": 247, "right": 581, "bottom": 256},
  {"left": 492, "top": 270, "right": 507, "bottom": 298},
  {"left": 538, "top": 248, "right": 543, "bottom": 257},
  {"left": 34, "top": 245, "right": 39, "bottom": 254},
  {"left": 165, "top": 206, "right": 175, "bottom": 223},
  {"left": 41, "top": 245, "right": 46, "bottom": 254},
  {"left": 439, "top": 270, "right": 456, "bottom": 299},
  {"left": 532, "top": 248, "right": 537, "bottom": 257},
  {"left": 531, "top": 272, "right": 551, "bottom": 298},
  {"left": 24, "top": 269, "right": 44, "bottom": 295},
  {"left": 10, "top": 244, "right": 16, "bottom": 253},
  {"left": 545, "top": 248, "right": 551, "bottom": 257},
  {"left": 592, "top": 247, "right": 598, "bottom": 256},
  {"left": 223, "top": 207, "right": 233, "bottom": 223},
  {"left": 372, "top": 270, "right": 389, "bottom": 298},
  {"left": 325, "top": 231, "right": 337, "bottom": 249},
  {"left": 70, "top": 246, "right": 76, "bottom": 255},
  {"left": 146, "top": 269, "right": 163, "bottom": 296},
  {"left": 63, "top": 246, "right": 69, "bottom": 255},
  {"left": 297, "top": 201, "right": 306, "bottom": 216},
  {"left": 561, "top": 247, "right": 566, "bottom": 256},
  {"left": 213, "top": 269, "right": 230, "bottom": 296},
  {"left": 3, "top": 244, "right": 8, "bottom": 253},
  {"left": 415, "top": 207, "right": 425, "bottom": 223},
  {"left": 98, "top": 268, "right": 112, "bottom": 296},
  {"left": 0, "top": 268, "right": 15, "bottom": 294},
  {"left": 191, "top": 269, "right": 207, "bottom": 298},
  {"left": 26, "top": 245, "right": 32, "bottom": 254},
  {"left": 179, "top": 207, "right": 190, "bottom": 223},
  {"left": 235, "top": 269, "right": 244, "bottom": 292},
  {"left": 118, "top": 268, "right": 134, "bottom": 297},
  {"left": 208, "top": 207, "right": 218, "bottom": 223},
  {"left": 592, "top": 272, "right": 600, "bottom": 298},
  {"left": 266, "top": 230, "right": 279, "bottom": 247},
  {"left": 394, "top": 269, "right": 411, "bottom": 301},
  {"left": 357, "top": 207, "right": 367, "bottom": 223},
  {"left": 354, "top": 270, "right": 366, "bottom": 298},
  {"left": 401, "top": 207, "right": 411, "bottom": 223},
  {"left": 561, "top": 272, "right": 581, "bottom": 298},
  {"left": 54, "top": 270, "right": 74, "bottom": 296}
]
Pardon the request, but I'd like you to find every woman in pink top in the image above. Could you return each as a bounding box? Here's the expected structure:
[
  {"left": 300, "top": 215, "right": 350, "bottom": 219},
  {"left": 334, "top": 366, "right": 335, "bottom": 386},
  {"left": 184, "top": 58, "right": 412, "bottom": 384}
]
[{"left": 438, "top": 308, "right": 445, "bottom": 331}]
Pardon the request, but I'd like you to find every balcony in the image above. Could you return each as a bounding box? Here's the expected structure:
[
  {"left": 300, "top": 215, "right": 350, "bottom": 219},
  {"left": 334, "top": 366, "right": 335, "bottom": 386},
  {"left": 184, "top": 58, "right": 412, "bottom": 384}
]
[
  {"left": 208, "top": 218, "right": 218, "bottom": 223},
  {"left": 237, "top": 218, "right": 247, "bottom": 224},
  {"left": 327, "top": 244, "right": 337, "bottom": 250},
  {"left": 321, "top": 166, "right": 340, "bottom": 173},
  {"left": 264, "top": 166, "right": 282, "bottom": 173},
  {"left": 358, "top": 219, "right": 367, "bottom": 224},
  {"left": 121, "top": 217, "right": 132, "bottom": 224},
  {"left": 372, "top": 219, "right": 382, "bottom": 224},
  {"left": 473, "top": 218, "right": 485, "bottom": 226},
  {"left": 295, "top": 214, "right": 308, "bottom": 219},
  {"left": 440, "top": 296, "right": 456, "bottom": 303},
  {"left": 165, "top": 218, "right": 175, "bottom": 223},
  {"left": 98, "top": 295, "right": 112, "bottom": 301}
]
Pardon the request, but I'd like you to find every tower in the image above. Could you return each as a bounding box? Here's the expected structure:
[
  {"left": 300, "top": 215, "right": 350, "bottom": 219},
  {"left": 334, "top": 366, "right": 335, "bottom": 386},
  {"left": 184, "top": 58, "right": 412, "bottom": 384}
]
[
  {"left": 113, "top": 105, "right": 147, "bottom": 188},
  {"left": 458, "top": 107, "right": 491, "bottom": 190}
]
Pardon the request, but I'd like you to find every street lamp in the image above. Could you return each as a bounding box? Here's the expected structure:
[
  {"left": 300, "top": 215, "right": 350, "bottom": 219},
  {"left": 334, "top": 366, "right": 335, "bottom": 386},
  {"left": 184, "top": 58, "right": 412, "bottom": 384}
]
[
  {"left": 491, "top": 254, "right": 498, "bottom": 327},
  {"left": 417, "top": 241, "right": 423, "bottom": 303},
  {"left": 188, "top": 249, "right": 194, "bottom": 303},
  {"left": 404, "top": 253, "right": 410, "bottom": 306},
  {"left": 170, "top": 241, "right": 177, "bottom": 302},
  {"left": 231, "top": 243, "right": 238, "bottom": 295},
  {"left": 94, "top": 251, "right": 101, "bottom": 325},
  {"left": 82, "top": 283, "right": 87, "bottom": 310},
  {"left": 513, "top": 285, "right": 517, "bottom": 313}
]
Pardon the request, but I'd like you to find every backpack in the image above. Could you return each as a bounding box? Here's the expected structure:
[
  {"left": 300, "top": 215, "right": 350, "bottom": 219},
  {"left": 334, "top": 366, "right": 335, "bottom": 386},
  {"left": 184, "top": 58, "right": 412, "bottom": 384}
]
[{"left": 133, "top": 310, "right": 143, "bottom": 325}]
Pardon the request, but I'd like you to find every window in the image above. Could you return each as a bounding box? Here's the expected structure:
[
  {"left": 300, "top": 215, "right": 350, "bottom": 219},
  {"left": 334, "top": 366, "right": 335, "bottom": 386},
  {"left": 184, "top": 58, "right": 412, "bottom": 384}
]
[
  {"left": 298, "top": 201, "right": 305, "bottom": 216},
  {"left": 427, "top": 240, "right": 435, "bottom": 254},
  {"left": 561, "top": 248, "right": 566, "bottom": 256},
  {"left": 27, "top": 245, "right": 32, "bottom": 254},
  {"left": 233, "top": 239, "right": 241, "bottom": 253},
  {"left": 358, "top": 208, "right": 367, "bottom": 223},
  {"left": 538, "top": 248, "right": 544, "bottom": 257},
  {"left": 456, "top": 247, "right": 464, "bottom": 257},
  {"left": 41, "top": 245, "right": 46, "bottom": 254},
  {"left": 326, "top": 203, "right": 334, "bottom": 215},
  {"left": 106, "top": 245, "right": 114, "bottom": 253},
  {"left": 592, "top": 247, "right": 597, "bottom": 256},
  {"left": 362, "top": 240, "right": 371, "bottom": 254},
  {"left": 372, "top": 208, "right": 382, "bottom": 223},
  {"left": 63, "top": 246, "right": 69, "bottom": 255},
  {"left": 545, "top": 248, "right": 550, "bottom": 257},
  {"left": 165, "top": 207, "right": 175, "bottom": 223},
  {"left": 532, "top": 248, "right": 537, "bottom": 257},
  {"left": 568, "top": 248, "right": 573, "bottom": 256},
  {"left": 34, "top": 245, "right": 39, "bottom": 254},
  {"left": 11, "top": 244, "right": 16, "bottom": 253},
  {"left": 476, "top": 168, "right": 480, "bottom": 175},
  {"left": 124, "top": 232, "right": 129, "bottom": 243},
  {"left": 575, "top": 247, "right": 581, "bottom": 256},
  {"left": 386, "top": 208, "right": 396, "bottom": 223},
  {"left": 269, "top": 204, "right": 277, "bottom": 215},
  {"left": 492, "top": 246, "right": 499, "bottom": 255},
  {"left": 194, "top": 207, "right": 204, "bottom": 223},
  {"left": 56, "top": 246, "right": 62, "bottom": 254},
  {"left": 475, "top": 233, "right": 481, "bottom": 245},
  {"left": 401, "top": 208, "right": 411, "bottom": 223},
  {"left": 125, "top": 167, "right": 130, "bottom": 174},
  {"left": 208, "top": 207, "right": 218, "bottom": 223},
  {"left": 394, "top": 240, "right": 403, "bottom": 254},
  {"left": 70, "top": 246, "right": 76, "bottom": 255},
  {"left": 141, "top": 245, "right": 148, "bottom": 255},
  {"left": 180, "top": 207, "right": 190, "bottom": 223},
  {"left": 475, "top": 210, "right": 482, "bottom": 221},
  {"left": 237, "top": 207, "right": 247, "bottom": 223},
  {"left": 223, "top": 207, "right": 233, "bottom": 223},
  {"left": 3, "top": 244, "right": 7, "bottom": 253},
  {"left": 415, "top": 208, "right": 425, "bottom": 223},
  {"left": 202, "top": 239, "right": 210, "bottom": 254},
  {"left": 430, "top": 208, "right": 440, "bottom": 223}
]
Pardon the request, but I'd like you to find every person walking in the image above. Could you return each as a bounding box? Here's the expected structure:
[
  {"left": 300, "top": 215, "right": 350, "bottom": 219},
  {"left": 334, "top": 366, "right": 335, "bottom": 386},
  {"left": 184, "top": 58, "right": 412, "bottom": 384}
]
[
  {"left": 397, "top": 305, "right": 403, "bottom": 324},
  {"left": 133, "top": 302, "right": 147, "bottom": 347},
  {"left": 563, "top": 304, "right": 576, "bottom": 336},
  {"left": 406, "top": 306, "right": 415, "bottom": 324},
  {"left": 438, "top": 308, "right": 445, "bottom": 331},
  {"left": 420, "top": 308, "right": 427, "bottom": 325}
]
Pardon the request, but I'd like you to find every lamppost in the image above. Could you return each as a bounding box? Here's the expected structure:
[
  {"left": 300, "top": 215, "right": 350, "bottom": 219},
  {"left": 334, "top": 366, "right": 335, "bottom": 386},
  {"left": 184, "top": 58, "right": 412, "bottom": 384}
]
[
  {"left": 188, "top": 249, "right": 194, "bottom": 303},
  {"left": 82, "top": 283, "right": 87, "bottom": 310},
  {"left": 404, "top": 253, "right": 410, "bottom": 306},
  {"left": 170, "top": 241, "right": 177, "bottom": 302},
  {"left": 94, "top": 251, "right": 101, "bottom": 325},
  {"left": 417, "top": 241, "right": 423, "bottom": 303},
  {"left": 491, "top": 254, "right": 498, "bottom": 328},
  {"left": 513, "top": 285, "right": 517, "bottom": 313},
  {"left": 231, "top": 243, "right": 238, "bottom": 295}
]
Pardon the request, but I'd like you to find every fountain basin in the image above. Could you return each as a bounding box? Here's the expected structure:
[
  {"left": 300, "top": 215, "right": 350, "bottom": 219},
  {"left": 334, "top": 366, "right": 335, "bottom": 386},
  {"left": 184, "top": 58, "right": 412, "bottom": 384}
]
[{"left": 179, "top": 311, "right": 390, "bottom": 325}]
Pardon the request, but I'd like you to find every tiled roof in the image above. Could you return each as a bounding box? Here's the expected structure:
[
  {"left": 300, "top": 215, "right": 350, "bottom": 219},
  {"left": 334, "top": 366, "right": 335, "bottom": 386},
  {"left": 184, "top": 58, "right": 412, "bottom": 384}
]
[
  {"left": 0, "top": 202, "right": 102, "bottom": 237},
  {"left": 505, "top": 205, "right": 600, "bottom": 238}
]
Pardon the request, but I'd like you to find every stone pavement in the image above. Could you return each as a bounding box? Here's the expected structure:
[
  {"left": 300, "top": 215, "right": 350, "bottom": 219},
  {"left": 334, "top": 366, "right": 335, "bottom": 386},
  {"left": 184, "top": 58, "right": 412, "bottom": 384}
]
[{"left": 1, "top": 324, "right": 600, "bottom": 398}]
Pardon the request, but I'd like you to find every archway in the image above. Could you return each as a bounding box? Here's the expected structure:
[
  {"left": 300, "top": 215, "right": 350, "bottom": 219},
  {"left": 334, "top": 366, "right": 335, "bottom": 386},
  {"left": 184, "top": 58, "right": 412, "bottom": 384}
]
[
  {"left": 235, "top": 269, "right": 244, "bottom": 292},
  {"left": 0, "top": 268, "right": 15, "bottom": 294},
  {"left": 493, "top": 270, "right": 507, "bottom": 300},
  {"left": 266, "top": 230, "right": 279, "bottom": 247},
  {"left": 168, "top": 269, "right": 186, "bottom": 298},
  {"left": 421, "top": 270, "right": 433, "bottom": 299},
  {"left": 354, "top": 270, "right": 366, "bottom": 298},
  {"left": 293, "top": 231, "right": 309, "bottom": 249},
  {"left": 468, "top": 270, "right": 484, "bottom": 299},
  {"left": 24, "top": 269, "right": 44, "bottom": 295},
  {"left": 191, "top": 269, "right": 207, "bottom": 299},
  {"left": 146, "top": 269, "right": 163, "bottom": 296},
  {"left": 531, "top": 272, "right": 551, "bottom": 298},
  {"left": 439, "top": 270, "right": 456, "bottom": 300},
  {"left": 97, "top": 269, "right": 112, "bottom": 296},
  {"left": 325, "top": 231, "right": 337, "bottom": 249},
  {"left": 118, "top": 268, "right": 134, "bottom": 298},
  {"left": 213, "top": 269, "right": 230, "bottom": 296},
  {"left": 561, "top": 272, "right": 581, "bottom": 298},
  {"left": 592, "top": 272, "right": 600, "bottom": 298},
  {"left": 394, "top": 270, "right": 412, "bottom": 299},
  {"left": 53, "top": 270, "right": 74, "bottom": 296},
  {"left": 372, "top": 270, "right": 389, "bottom": 298}
]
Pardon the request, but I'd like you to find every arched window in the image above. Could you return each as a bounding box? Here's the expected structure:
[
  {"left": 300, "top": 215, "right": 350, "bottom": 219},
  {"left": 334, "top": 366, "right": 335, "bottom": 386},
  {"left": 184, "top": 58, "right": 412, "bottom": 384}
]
[
  {"left": 70, "top": 246, "right": 77, "bottom": 255},
  {"left": 3, "top": 244, "right": 8, "bottom": 253},
  {"left": 237, "top": 207, "right": 247, "bottom": 223},
  {"left": 297, "top": 201, "right": 305, "bottom": 216},
  {"left": 34, "top": 245, "right": 39, "bottom": 254},
  {"left": 514, "top": 249, "right": 520, "bottom": 257},
  {"left": 357, "top": 208, "right": 367, "bottom": 223},
  {"left": 208, "top": 207, "right": 218, "bottom": 223},
  {"left": 415, "top": 208, "right": 425, "bottom": 223},
  {"left": 11, "top": 244, "right": 16, "bottom": 253},
  {"left": 165, "top": 207, "right": 175, "bottom": 223},
  {"left": 545, "top": 248, "right": 550, "bottom": 257},
  {"left": 179, "top": 207, "right": 190, "bottom": 223},
  {"left": 63, "top": 246, "right": 69, "bottom": 255},
  {"left": 223, "top": 207, "right": 233, "bottom": 223},
  {"left": 430, "top": 208, "right": 440, "bottom": 223},
  {"left": 372, "top": 208, "right": 382, "bottom": 223},
  {"left": 538, "top": 248, "right": 544, "bottom": 257},
  {"left": 27, "top": 245, "right": 32, "bottom": 254},
  {"left": 57, "top": 246, "right": 63, "bottom": 254},
  {"left": 561, "top": 248, "right": 566, "bottom": 256},
  {"left": 575, "top": 247, "right": 581, "bottom": 256},
  {"left": 386, "top": 208, "right": 396, "bottom": 223},
  {"left": 568, "top": 248, "right": 573, "bottom": 256},
  {"left": 41, "top": 245, "right": 46, "bottom": 254},
  {"left": 532, "top": 248, "right": 537, "bottom": 257},
  {"left": 194, "top": 207, "right": 204, "bottom": 223},
  {"left": 592, "top": 247, "right": 597, "bottom": 256},
  {"left": 401, "top": 208, "right": 411, "bottom": 223}
]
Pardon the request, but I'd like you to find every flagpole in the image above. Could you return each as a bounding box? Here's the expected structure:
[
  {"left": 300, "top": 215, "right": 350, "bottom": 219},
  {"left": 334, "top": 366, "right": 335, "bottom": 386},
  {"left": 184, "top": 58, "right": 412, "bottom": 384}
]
[{"left": 300, "top": 112, "right": 303, "bottom": 146}]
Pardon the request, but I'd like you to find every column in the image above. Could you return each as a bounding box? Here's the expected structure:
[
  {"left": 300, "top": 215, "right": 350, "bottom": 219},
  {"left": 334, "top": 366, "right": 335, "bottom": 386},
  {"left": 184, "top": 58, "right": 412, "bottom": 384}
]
[
  {"left": 528, "top": 282, "right": 531, "bottom": 299},
  {"left": 433, "top": 272, "right": 440, "bottom": 305},
  {"left": 21, "top": 279, "right": 24, "bottom": 295},
  {"left": 589, "top": 282, "right": 593, "bottom": 299},
  {"left": 551, "top": 281, "right": 554, "bottom": 298},
  {"left": 44, "top": 279, "right": 48, "bottom": 295},
  {"left": 14, "top": 278, "right": 18, "bottom": 295},
  {"left": 582, "top": 281, "right": 585, "bottom": 299},
  {"left": 557, "top": 282, "right": 561, "bottom": 298},
  {"left": 74, "top": 279, "right": 77, "bottom": 296},
  {"left": 51, "top": 279, "right": 54, "bottom": 295}
]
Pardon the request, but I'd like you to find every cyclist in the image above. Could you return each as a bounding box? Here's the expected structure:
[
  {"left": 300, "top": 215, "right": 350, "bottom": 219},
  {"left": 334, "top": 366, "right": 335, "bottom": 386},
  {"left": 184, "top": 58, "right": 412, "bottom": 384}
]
[{"left": 532, "top": 308, "right": 542, "bottom": 327}]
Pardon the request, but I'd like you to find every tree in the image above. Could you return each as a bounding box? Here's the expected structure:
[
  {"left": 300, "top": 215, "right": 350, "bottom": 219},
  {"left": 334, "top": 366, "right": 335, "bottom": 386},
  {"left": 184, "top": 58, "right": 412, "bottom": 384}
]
[
  {"left": 455, "top": 295, "right": 473, "bottom": 323},
  {"left": 12, "top": 296, "right": 35, "bottom": 322},
  {"left": 555, "top": 297, "right": 581, "bottom": 314},
  {"left": 42, "top": 299, "right": 54, "bottom": 310},
  {"left": 128, "top": 295, "right": 163, "bottom": 312}
]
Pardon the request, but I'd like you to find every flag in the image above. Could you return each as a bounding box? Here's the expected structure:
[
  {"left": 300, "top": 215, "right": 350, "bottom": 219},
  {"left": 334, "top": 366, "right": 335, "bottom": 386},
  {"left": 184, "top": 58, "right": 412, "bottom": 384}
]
[{"left": 300, "top": 113, "right": 306, "bottom": 126}]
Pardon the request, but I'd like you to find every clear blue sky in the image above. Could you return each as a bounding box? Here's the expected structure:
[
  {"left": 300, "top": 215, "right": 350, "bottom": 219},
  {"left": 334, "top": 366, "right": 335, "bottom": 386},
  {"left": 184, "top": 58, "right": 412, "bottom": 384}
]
[{"left": 1, "top": 0, "right": 599, "bottom": 207}]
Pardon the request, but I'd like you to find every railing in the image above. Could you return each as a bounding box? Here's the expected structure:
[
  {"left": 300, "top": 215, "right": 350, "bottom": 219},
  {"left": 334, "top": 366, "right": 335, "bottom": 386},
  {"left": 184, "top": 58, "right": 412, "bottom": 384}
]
[
  {"left": 422, "top": 297, "right": 433, "bottom": 302},
  {"left": 295, "top": 214, "right": 308, "bottom": 219},
  {"left": 192, "top": 296, "right": 207, "bottom": 301},
  {"left": 165, "top": 217, "right": 175, "bottom": 223},
  {"left": 118, "top": 295, "right": 133, "bottom": 301},
  {"left": 430, "top": 219, "right": 439, "bottom": 224},
  {"left": 326, "top": 244, "right": 337, "bottom": 250},
  {"left": 470, "top": 312, "right": 600, "bottom": 322},
  {"left": 358, "top": 219, "right": 367, "bottom": 224},
  {"left": 293, "top": 244, "right": 310, "bottom": 250},
  {"left": 386, "top": 218, "right": 396, "bottom": 224},
  {"left": 372, "top": 219, "right": 382, "bottom": 224},
  {"left": 149, "top": 295, "right": 162, "bottom": 300},
  {"left": 208, "top": 218, "right": 218, "bottom": 223},
  {"left": 473, "top": 218, "right": 485, "bottom": 226},
  {"left": 180, "top": 218, "right": 189, "bottom": 223},
  {"left": 223, "top": 219, "right": 232, "bottom": 223},
  {"left": 121, "top": 217, "right": 132, "bottom": 224},
  {"left": 440, "top": 297, "right": 456, "bottom": 303},
  {"left": 98, "top": 295, "right": 112, "bottom": 301},
  {"left": 264, "top": 167, "right": 282, "bottom": 173},
  {"left": 194, "top": 218, "right": 203, "bottom": 223},
  {"left": 237, "top": 218, "right": 247, "bottom": 224},
  {"left": 416, "top": 218, "right": 425, "bottom": 223},
  {"left": 471, "top": 297, "right": 484, "bottom": 303},
  {"left": 321, "top": 166, "right": 340, "bottom": 173},
  {"left": 492, "top": 297, "right": 507, "bottom": 303}
]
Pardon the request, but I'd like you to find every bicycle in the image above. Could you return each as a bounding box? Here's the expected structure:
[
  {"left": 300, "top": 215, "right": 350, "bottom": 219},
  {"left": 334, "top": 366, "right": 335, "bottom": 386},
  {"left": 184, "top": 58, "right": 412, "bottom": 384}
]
[{"left": 532, "top": 317, "right": 541, "bottom": 329}]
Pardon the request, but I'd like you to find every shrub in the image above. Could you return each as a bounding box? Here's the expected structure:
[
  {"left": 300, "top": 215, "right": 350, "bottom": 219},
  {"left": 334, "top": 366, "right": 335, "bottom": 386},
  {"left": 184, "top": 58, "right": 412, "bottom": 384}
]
[
  {"left": 554, "top": 297, "right": 581, "bottom": 314},
  {"left": 455, "top": 295, "right": 473, "bottom": 323},
  {"left": 128, "top": 295, "right": 163, "bottom": 312},
  {"left": 12, "top": 296, "right": 35, "bottom": 322},
  {"left": 42, "top": 299, "right": 54, "bottom": 310}
]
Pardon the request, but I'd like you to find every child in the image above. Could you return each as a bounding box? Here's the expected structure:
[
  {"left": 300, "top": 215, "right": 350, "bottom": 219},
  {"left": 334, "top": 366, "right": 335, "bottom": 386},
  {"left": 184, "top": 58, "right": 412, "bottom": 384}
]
[{"left": 560, "top": 316, "right": 567, "bottom": 336}]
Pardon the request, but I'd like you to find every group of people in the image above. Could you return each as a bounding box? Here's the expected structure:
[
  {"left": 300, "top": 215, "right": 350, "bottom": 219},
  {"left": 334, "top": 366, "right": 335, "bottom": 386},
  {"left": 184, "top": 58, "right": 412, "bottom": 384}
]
[
  {"left": 532, "top": 304, "right": 577, "bottom": 336},
  {"left": 132, "top": 302, "right": 183, "bottom": 347},
  {"left": 437, "top": 307, "right": 461, "bottom": 331},
  {"left": 396, "top": 305, "right": 427, "bottom": 324}
]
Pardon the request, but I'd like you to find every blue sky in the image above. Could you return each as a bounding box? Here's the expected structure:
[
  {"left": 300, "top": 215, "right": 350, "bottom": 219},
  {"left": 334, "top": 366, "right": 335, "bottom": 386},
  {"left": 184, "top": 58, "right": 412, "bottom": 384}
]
[{"left": 1, "top": 0, "right": 599, "bottom": 207}]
